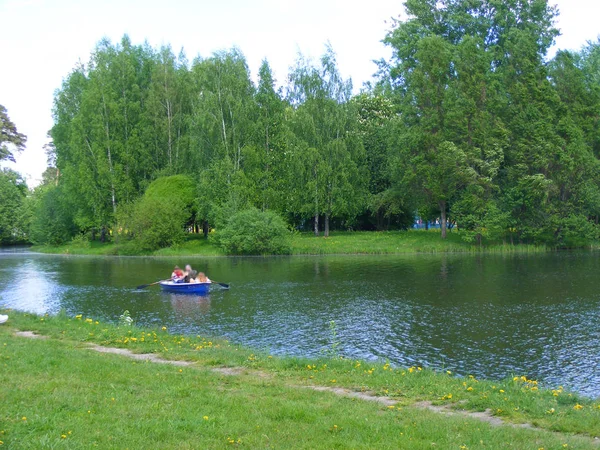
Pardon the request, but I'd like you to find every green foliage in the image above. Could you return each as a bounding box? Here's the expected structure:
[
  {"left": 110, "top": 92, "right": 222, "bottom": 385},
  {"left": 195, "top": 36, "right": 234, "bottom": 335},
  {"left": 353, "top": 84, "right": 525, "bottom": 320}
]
[
  {"left": 217, "top": 208, "right": 291, "bottom": 255},
  {"left": 0, "top": 104, "right": 27, "bottom": 162},
  {"left": 30, "top": 185, "right": 77, "bottom": 246},
  {"left": 129, "top": 196, "right": 188, "bottom": 252},
  {"left": 0, "top": 169, "right": 29, "bottom": 244},
  {"left": 144, "top": 174, "right": 195, "bottom": 204},
  {"left": 38, "top": 16, "right": 600, "bottom": 249},
  {"left": 122, "top": 175, "right": 196, "bottom": 251}
]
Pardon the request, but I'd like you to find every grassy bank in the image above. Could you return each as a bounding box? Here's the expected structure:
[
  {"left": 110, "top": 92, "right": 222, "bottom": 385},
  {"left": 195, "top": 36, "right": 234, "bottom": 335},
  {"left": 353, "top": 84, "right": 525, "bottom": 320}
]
[
  {"left": 1, "top": 310, "right": 599, "bottom": 449},
  {"left": 31, "top": 230, "right": 553, "bottom": 257}
]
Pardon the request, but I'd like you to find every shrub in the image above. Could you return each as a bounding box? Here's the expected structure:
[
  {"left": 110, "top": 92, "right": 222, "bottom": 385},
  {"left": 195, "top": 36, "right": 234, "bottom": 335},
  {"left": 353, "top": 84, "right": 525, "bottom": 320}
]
[
  {"left": 129, "top": 197, "right": 188, "bottom": 252},
  {"left": 217, "top": 208, "right": 292, "bottom": 255}
]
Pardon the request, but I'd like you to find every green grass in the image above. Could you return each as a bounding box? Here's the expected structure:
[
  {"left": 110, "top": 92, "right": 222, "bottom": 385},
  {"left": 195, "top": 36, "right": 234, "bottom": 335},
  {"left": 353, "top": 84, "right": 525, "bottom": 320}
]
[
  {"left": 290, "top": 230, "right": 549, "bottom": 255},
  {"left": 1, "top": 310, "right": 599, "bottom": 449},
  {"left": 30, "top": 230, "right": 552, "bottom": 257}
]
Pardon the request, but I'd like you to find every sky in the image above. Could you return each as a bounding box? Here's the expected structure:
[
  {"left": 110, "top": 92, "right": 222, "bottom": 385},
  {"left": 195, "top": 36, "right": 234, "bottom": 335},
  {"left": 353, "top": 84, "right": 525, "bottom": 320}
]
[{"left": 1, "top": 0, "right": 599, "bottom": 187}]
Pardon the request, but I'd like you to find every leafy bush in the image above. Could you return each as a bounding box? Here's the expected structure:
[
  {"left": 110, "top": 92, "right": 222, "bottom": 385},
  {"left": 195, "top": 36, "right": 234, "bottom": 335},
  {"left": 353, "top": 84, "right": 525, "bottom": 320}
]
[
  {"left": 122, "top": 175, "right": 197, "bottom": 251},
  {"left": 217, "top": 208, "right": 292, "bottom": 255},
  {"left": 129, "top": 197, "right": 188, "bottom": 252},
  {"left": 70, "top": 234, "right": 91, "bottom": 249}
]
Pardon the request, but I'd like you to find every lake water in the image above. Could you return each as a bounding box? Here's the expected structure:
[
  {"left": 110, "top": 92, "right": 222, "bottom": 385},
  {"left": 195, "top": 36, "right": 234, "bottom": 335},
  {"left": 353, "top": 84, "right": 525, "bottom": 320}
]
[{"left": 1, "top": 249, "right": 599, "bottom": 398}]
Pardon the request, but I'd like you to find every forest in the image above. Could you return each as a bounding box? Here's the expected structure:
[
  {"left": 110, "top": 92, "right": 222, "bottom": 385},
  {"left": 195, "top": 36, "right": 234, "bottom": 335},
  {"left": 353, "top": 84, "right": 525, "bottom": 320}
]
[{"left": 2, "top": 0, "right": 600, "bottom": 252}]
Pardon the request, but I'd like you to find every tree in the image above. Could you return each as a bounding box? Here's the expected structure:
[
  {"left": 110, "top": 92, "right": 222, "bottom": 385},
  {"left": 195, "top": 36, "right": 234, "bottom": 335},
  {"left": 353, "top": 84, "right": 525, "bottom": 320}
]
[
  {"left": 0, "top": 104, "right": 27, "bottom": 162},
  {"left": 0, "top": 169, "right": 29, "bottom": 244},
  {"left": 287, "top": 45, "right": 367, "bottom": 236}
]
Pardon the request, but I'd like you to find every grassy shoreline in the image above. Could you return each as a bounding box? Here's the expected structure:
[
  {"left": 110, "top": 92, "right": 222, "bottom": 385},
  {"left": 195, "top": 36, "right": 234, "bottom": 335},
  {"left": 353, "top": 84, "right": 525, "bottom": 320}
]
[
  {"left": 28, "top": 230, "right": 563, "bottom": 257},
  {"left": 1, "top": 310, "right": 599, "bottom": 448}
]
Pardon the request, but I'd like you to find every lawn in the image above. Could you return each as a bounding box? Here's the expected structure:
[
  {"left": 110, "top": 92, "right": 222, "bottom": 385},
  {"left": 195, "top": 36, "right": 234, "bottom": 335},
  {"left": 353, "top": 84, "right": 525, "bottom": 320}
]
[{"left": 1, "top": 310, "right": 598, "bottom": 449}]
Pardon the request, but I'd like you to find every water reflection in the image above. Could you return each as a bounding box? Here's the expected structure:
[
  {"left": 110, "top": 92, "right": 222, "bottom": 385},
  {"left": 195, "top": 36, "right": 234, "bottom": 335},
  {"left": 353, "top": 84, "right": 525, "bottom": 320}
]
[
  {"left": 169, "top": 294, "right": 211, "bottom": 316},
  {"left": 1, "top": 252, "right": 599, "bottom": 398}
]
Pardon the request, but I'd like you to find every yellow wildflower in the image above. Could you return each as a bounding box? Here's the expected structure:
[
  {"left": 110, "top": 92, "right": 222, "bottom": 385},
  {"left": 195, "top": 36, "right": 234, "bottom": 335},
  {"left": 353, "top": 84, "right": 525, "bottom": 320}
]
[
  {"left": 466, "top": 386, "right": 473, "bottom": 392},
  {"left": 161, "top": 326, "right": 167, "bottom": 331},
  {"left": 573, "top": 404, "right": 583, "bottom": 410},
  {"left": 203, "top": 416, "right": 209, "bottom": 420}
]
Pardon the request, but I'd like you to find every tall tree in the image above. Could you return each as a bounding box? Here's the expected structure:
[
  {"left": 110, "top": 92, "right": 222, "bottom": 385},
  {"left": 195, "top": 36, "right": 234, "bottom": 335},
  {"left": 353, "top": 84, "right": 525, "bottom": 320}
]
[
  {"left": 0, "top": 104, "right": 27, "bottom": 162},
  {"left": 288, "top": 45, "right": 366, "bottom": 236}
]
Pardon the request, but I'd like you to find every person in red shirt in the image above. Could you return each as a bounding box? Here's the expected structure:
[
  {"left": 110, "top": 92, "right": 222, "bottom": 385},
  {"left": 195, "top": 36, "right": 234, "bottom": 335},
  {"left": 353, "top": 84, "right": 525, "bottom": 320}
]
[{"left": 171, "top": 266, "right": 184, "bottom": 282}]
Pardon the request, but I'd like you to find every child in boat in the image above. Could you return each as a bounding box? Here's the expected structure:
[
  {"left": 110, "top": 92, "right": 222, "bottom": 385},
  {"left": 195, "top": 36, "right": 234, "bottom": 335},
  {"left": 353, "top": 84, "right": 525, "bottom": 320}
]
[
  {"left": 171, "top": 266, "right": 184, "bottom": 282},
  {"left": 195, "top": 272, "right": 211, "bottom": 283}
]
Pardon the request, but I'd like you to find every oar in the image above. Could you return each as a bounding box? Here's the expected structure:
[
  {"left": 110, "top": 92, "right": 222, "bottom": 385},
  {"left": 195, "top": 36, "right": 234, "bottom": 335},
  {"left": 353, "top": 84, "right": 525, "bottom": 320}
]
[
  {"left": 136, "top": 279, "right": 169, "bottom": 290},
  {"left": 210, "top": 280, "right": 230, "bottom": 289}
]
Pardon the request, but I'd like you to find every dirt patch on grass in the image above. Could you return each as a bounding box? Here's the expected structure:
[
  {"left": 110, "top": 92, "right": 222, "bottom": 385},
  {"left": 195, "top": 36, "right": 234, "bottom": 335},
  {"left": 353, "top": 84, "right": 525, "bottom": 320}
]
[
  {"left": 413, "top": 401, "right": 531, "bottom": 428},
  {"left": 87, "top": 344, "right": 194, "bottom": 367},
  {"left": 212, "top": 367, "right": 246, "bottom": 376},
  {"left": 302, "top": 385, "right": 397, "bottom": 406},
  {"left": 14, "top": 331, "right": 48, "bottom": 339}
]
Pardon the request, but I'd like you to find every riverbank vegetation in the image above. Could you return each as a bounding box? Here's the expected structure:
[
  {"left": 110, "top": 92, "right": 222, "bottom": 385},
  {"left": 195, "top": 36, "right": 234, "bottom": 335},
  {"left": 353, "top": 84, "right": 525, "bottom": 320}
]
[
  {"left": 1, "top": 310, "right": 599, "bottom": 448},
  {"left": 4, "top": 0, "right": 600, "bottom": 254},
  {"left": 31, "top": 229, "right": 553, "bottom": 256}
]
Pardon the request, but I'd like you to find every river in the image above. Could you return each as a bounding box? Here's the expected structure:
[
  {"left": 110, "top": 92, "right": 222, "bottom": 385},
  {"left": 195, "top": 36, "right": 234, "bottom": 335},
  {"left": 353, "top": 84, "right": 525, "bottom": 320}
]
[{"left": 1, "top": 249, "right": 599, "bottom": 398}]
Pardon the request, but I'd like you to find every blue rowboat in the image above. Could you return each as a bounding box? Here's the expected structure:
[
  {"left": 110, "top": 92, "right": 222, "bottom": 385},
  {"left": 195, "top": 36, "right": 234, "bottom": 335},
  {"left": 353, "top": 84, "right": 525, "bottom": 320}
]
[{"left": 159, "top": 281, "right": 211, "bottom": 295}]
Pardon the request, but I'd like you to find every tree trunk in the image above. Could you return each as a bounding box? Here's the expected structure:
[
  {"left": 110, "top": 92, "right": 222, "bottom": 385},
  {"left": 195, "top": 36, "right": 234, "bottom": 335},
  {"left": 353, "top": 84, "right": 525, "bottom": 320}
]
[
  {"left": 203, "top": 220, "right": 209, "bottom": 239},
  {"left": 324, "top": 213, "right": 330, "bottom": 237},
  {"left": 439, "top": 200, "right": 447, "bottom": 239},
  {"left": 314, "top": 215, "right": 319, "bottom": 237}
]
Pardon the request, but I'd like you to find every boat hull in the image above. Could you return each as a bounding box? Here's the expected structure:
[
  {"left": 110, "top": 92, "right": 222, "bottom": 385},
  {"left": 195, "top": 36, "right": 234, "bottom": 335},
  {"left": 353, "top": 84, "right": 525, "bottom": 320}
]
[{"left": 159, "top": 281, "right": 210, "bottom": 295}]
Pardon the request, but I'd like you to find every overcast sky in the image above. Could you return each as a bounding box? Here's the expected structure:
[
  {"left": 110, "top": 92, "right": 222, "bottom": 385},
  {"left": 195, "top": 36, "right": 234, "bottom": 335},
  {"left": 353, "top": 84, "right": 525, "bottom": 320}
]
[{"left": 1, "top": 0, "right": 599, "bottom": 186}]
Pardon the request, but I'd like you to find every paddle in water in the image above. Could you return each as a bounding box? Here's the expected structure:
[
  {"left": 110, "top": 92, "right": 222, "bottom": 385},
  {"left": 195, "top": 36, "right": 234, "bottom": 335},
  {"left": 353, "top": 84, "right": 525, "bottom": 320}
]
[
  {"left": 210, "top": 281, "right": 230, "bottom": 289},
  {"left": 136, "top": 279, "right": 169, "bottom": 290}
]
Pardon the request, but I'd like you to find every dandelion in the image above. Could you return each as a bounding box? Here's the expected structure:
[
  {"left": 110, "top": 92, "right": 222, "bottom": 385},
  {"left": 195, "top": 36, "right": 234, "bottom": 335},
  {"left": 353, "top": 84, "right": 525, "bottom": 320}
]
[
  {"left": 466, "top": 387, "right": 473, "bottom": 392},
  {"left": 85, "top": 318, "right": 93, "bottom": 323},
  {"left": 446, "top": 370, "right": 452, "bottom": 375},
  {"left": 546, "top": 408, "right": 555, "bottom": 414},
  {"left": 61, "top": 434, "right": 67, "bottom": 439},
  {"left": 499, "top": 389, "right": 505, "bottom": 393},
  {"left": 161, "top": 326, "right": 167, "bottom": 331},
  {"left": 75, "top": 315, "right": 82, "bottom": 319},
  {"left": 330, "top": 379, "right": 336, "bottom": 383},
  {"left": 21, "top": 417, "right": 26, "bottom": 421},
  {"left": 387, "top": 405, "right": 395, "bottom": 409},
  {"left": 573, "top": 404, "right": 583, "bottom": 410},
  {"left": 203, "top": 416, "right": 209, "bottom": 420}
]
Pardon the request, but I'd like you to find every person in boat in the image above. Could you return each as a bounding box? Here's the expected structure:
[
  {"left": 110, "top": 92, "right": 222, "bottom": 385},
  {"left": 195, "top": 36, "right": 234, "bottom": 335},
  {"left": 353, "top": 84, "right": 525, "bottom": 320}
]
[
  {"left": 183, "top": 264, "right": 197, "bottom": 283},
  {"left": 171, "top": 266, "right": 185, "bottom": 283},
  {"left": 196, "top": 272, "right": 211, "bottom": 283}
]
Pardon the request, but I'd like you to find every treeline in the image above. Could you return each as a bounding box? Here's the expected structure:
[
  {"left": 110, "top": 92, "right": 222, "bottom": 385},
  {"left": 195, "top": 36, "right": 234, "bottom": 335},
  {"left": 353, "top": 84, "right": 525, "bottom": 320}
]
[{"left": 3, "top": 0, "right": 600, "bottom": 249}]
